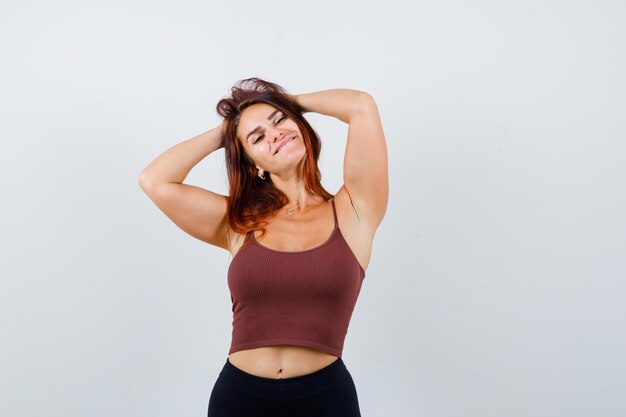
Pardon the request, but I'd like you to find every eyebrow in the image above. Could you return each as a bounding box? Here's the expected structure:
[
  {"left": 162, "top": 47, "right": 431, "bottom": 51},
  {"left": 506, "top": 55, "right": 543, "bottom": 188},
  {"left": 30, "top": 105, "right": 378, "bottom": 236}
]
[{"left": 246, "top": 109, "right": 281, "bottom": 143}]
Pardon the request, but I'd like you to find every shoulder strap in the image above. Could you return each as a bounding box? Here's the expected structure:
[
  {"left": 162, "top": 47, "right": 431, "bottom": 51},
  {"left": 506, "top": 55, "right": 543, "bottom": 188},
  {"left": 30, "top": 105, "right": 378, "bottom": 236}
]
[
  {"left": 331, "top": 198, "right": 338, "bottom": 229},
  {"left": 243, "top": 230, "right": 255, "bottom": 244}
]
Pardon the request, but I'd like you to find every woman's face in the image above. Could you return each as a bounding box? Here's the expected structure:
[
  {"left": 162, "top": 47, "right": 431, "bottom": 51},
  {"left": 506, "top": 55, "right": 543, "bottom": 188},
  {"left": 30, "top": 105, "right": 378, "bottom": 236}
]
[{"left": 237, "top": 102, "right": 306, "bottom": 175}]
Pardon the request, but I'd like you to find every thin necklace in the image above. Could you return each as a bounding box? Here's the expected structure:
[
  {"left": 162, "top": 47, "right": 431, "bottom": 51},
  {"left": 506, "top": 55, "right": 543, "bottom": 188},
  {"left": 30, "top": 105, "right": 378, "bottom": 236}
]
[
  {"left": 287, "top": 203, "right": 300, "bottom": 216},
  {"left": 286, "top": 198, "right": 322, "bottom": 216}
]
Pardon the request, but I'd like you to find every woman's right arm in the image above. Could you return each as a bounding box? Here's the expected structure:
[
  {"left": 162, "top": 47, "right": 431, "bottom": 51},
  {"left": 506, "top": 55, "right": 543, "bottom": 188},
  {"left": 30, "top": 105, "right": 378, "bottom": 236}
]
[{"left": 138, "top": 123, "right": 231, "bottom": 251}]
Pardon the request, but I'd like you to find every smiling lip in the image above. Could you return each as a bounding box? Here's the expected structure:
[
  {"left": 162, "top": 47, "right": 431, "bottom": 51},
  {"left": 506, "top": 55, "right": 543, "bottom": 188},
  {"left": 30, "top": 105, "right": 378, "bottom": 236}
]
[{"left": 274, "top": 135, "right": 295, "bottom": 155}]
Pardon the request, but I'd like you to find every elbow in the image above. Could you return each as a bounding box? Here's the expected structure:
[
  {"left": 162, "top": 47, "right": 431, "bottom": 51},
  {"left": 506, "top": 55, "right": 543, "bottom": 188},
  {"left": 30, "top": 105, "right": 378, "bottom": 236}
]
[
  {"left": 356, "top": 92, "right": 376, "bottom": 112},
  {"left": 348, "top": 93, "right": 376, "bottom": 122},
  {"left": 359, "top": 91, "right": 373, "bottom": 100},
  {"left": 138, "top": 171, "right": 154, "bottom": 192}
]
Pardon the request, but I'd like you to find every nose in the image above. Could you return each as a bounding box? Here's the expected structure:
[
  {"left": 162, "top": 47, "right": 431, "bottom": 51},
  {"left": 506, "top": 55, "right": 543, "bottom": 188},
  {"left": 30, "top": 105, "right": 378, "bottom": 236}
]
[{"left": 272, "top": 130, "right": 284, "bottom": 143}]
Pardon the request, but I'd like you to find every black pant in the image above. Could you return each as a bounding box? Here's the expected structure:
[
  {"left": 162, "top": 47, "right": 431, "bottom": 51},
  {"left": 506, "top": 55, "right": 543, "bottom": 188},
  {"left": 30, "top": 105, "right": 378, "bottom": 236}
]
[{"left": 207, "top": 356, "right": 362, "bottom": 417}]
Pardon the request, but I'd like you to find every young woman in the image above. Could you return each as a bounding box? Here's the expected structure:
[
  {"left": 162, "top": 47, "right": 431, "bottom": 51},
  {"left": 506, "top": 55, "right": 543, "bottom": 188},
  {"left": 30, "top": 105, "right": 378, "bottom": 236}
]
[{"left": 138, "top": 78, "right": 388, "bottom": 416}]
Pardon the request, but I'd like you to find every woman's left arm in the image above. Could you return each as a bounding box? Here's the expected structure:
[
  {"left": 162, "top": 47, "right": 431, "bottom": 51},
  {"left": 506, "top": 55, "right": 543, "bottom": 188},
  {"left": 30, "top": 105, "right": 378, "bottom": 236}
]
[{"left": 293, "top": 90, "right": 388, "bottom": 231}]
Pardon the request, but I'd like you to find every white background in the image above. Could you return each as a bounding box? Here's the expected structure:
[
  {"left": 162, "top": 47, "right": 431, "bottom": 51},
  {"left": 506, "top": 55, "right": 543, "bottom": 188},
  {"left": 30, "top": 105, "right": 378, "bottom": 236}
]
[{"left": 1, "top": 0, "right": 625, "bottom": 416}]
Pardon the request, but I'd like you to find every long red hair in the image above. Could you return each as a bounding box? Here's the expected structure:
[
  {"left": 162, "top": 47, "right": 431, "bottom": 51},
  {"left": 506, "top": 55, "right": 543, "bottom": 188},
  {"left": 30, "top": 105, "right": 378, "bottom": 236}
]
[{"left": 216, "top": 77, "right": 334, "bottom": 248}]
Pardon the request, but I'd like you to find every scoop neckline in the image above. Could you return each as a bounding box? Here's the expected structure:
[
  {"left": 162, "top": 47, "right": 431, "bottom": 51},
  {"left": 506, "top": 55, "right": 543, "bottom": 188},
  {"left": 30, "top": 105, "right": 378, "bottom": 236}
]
[
  {"left": 233, "top": 227, "right": 366, "bottom": 276},
  {"left": 251, "top": 227, "right": 340, "bottom": 254}
]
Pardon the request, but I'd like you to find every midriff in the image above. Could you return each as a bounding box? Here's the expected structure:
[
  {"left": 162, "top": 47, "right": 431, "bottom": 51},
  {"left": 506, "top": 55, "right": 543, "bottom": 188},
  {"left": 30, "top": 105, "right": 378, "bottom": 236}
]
[{"left": 228, "top": 345, "right": 339, "bottom": 379}]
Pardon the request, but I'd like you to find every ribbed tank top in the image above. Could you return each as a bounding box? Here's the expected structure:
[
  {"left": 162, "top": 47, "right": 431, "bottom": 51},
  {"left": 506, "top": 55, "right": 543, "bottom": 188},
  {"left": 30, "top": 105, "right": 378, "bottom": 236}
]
[{"left": 227, "top": 198, "right": 366, "bottom": 358}]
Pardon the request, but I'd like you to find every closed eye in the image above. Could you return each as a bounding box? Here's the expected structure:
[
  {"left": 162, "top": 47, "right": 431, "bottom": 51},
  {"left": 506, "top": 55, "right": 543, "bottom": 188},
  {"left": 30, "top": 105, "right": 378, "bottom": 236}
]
[{"left": 253, "top": 116, "right": 286, "bottom": 144}]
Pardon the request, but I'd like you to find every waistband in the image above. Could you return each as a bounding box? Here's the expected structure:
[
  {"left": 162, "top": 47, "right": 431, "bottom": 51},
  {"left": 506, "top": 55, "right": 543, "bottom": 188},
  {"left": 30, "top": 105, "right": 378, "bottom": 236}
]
[{"left": 219, "top": 356, "right": 348, "bottom": 401}]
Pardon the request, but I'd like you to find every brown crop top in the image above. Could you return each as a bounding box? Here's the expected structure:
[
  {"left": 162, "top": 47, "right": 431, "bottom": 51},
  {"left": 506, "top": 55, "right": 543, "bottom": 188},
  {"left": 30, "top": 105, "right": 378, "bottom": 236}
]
[{"left": 227, "top": 198, "right": 366, "bottom": 358}]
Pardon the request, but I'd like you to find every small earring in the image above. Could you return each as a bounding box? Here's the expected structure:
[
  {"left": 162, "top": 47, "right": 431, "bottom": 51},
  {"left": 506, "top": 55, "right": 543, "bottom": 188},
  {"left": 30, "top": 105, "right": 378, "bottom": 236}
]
[{"left": 258, "top": 170, "right": 265, "bottom": 179}]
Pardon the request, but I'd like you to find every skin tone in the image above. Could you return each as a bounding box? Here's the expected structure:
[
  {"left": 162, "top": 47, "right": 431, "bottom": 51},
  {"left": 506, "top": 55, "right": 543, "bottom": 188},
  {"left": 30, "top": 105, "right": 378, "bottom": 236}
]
[{"left": 236, "top": 102, "right": 324, "bottom": 212}]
